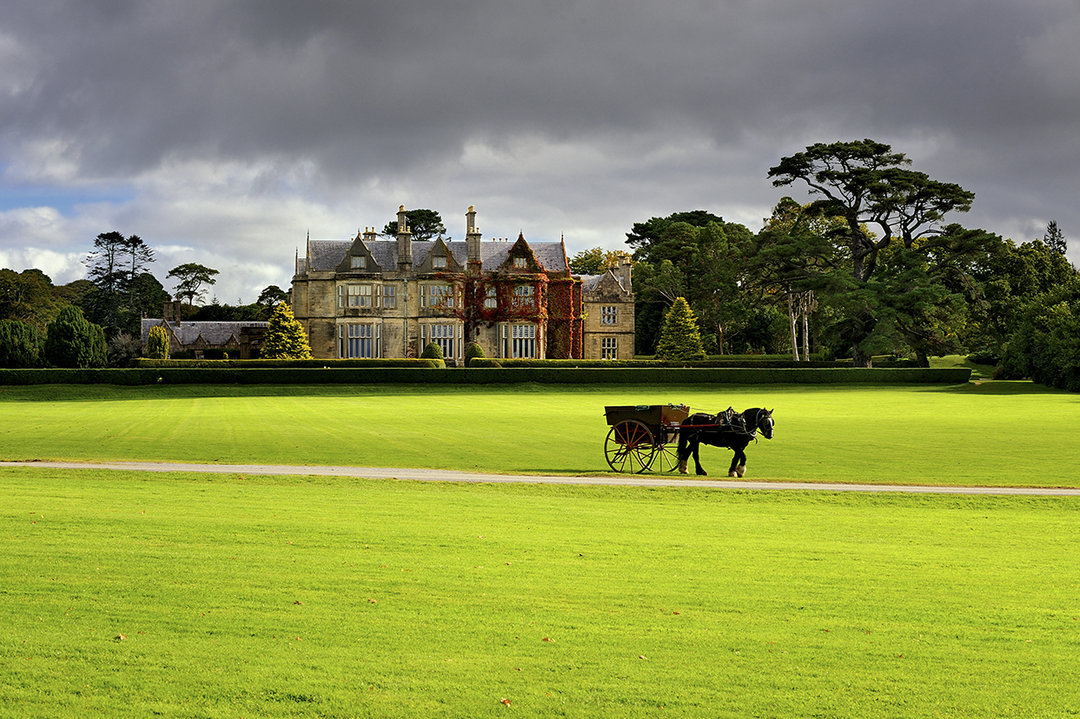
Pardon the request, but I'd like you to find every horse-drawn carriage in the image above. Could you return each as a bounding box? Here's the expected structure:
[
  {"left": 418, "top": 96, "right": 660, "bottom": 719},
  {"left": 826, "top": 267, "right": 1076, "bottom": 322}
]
[{"left": 603, "top": 403, "right": 775, "bottom": 476}]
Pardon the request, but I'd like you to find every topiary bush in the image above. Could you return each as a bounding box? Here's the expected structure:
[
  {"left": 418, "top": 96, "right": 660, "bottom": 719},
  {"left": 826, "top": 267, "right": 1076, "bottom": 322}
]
[
  {"left": 421, "top": 341, "right": 444, "bottom": 360},
  {"left": 464, "top": 342, "right": 485, "bottom": 366}
]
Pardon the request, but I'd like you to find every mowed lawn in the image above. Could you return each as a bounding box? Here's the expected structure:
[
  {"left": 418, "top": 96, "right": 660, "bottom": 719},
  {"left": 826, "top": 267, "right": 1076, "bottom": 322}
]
[
  {"left": 4, "top": 468, "right": 1080, "bottom": 718},
  {"left": 1, "top": 380, "right": 1078, "bottom": 486}
]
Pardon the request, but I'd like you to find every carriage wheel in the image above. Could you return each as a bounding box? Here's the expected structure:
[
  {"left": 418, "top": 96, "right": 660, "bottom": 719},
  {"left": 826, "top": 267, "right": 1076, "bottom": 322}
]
[
  {"left": 651, "top": 442, "right": 681, "bottom": 473},
  {"left": 604, "top": 420, "right": 656, "bottom": 473}
]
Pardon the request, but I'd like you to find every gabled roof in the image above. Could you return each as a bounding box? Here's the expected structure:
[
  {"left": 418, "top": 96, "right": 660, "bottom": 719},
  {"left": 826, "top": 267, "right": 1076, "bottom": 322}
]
[
  {"left": 141, "top": 319, "right": 268, "bottom": 345},
  {"left": 302, "top": 237, "right": 569, "bottom": 274},
  {"left": 577, "top": 268, "right": 631, "bottom": 296}
]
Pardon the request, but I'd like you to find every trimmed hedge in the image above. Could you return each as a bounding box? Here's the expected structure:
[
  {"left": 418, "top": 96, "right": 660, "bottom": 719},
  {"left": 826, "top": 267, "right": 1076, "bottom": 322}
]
[
  {"left": 132, "top": 358, "right": 445, "bottom": 369},
  {"left": 0, "top": 366, "right": 971, "bottom": 385},
  {"left": 470, "top": 358, "right": 849, "bottom": 369}
]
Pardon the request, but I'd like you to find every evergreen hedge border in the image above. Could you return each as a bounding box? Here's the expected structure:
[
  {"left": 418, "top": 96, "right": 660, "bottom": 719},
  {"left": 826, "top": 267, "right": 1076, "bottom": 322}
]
[
  {"left": 0, "top": 366, "right": 971, "bottom": 385},
  {"left": 470, "top": 358, "right": 849, "bottom": 369}
]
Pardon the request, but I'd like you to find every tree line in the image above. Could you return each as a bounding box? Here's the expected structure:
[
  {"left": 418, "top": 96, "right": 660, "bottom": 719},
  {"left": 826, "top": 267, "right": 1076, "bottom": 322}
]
[
  {"left": 0, "top": 231, "right": 290, "bottom": 367},
  {"left": 570, "top": 139, "right": 1077, "bottom": 387}
]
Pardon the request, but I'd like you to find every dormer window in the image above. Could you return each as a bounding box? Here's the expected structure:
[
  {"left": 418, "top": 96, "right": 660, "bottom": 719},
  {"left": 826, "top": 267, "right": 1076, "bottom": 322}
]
[
  {"left": 350, "top": 255, "right": 366, "bottom": 270},
  {"left": 433, "top": 255, "right": 447, "bottom": 269},
  {"left": 513, "top": 256, "right": 528, "bottom": 269}
]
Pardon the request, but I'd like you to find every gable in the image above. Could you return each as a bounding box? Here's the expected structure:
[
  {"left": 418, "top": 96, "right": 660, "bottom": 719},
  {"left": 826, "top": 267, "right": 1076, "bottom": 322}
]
[
  {"left": 496, "top": 234, "right": 543, "bottom": 273},
  {"left": 415, "top": 236, "right": 463, "bottom": 273},
  {"left": 335, "top": 234, "right": 382, "bottom": 273}
]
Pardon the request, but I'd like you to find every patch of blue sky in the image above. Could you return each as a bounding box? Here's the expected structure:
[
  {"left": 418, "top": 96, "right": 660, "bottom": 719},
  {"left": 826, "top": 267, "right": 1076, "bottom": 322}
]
[{"left": 0, "top": 177, "right": 136, "bottom": 214}]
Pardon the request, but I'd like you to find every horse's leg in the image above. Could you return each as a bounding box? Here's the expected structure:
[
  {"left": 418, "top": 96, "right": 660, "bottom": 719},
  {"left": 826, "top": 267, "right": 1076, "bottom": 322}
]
[
  {"left": 693, "top": 441, "right": 706, "bottom": 476},
  {"left": 728, "top": 450, "right": 740, "bottom": 478},
  {"left": 676, "top": 432, "right": 690, "bottom": 474},
  {"left": 732, "top": 441, "right": 748, "bottom": 477}
]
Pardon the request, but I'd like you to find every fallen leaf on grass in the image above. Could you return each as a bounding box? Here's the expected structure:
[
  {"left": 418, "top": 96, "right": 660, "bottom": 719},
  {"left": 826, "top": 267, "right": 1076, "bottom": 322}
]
[
  {"left": 367, "top": 598, "right": 378, "bottom": 604},
  {"left": 114, "top": 634, "right": 126, "bottom": 641},
  {"left": 500, "top": 698, "right": 511, "bottom": 706},
  {"left": 542, "top": 637, "right": 554, "bottom": 643}
]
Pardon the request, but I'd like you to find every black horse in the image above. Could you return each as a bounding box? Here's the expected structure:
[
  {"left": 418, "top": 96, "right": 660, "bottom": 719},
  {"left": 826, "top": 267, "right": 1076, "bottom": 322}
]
[{"left": 677, "top": 408, "right": 774, "bottom": 477}]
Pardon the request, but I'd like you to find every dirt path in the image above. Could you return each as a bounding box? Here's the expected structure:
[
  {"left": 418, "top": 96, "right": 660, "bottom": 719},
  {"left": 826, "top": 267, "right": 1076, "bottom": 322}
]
[{"left": 3, "top": 460, "right": 1079, "bottom": 496}]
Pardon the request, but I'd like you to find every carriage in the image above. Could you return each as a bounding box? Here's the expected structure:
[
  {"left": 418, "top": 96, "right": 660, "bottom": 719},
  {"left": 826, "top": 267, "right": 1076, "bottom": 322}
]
[
  {"left": 603, "top": 403, "right": 775, "bottom": 476},
  {"left": 603, "top": 404, "right": 690, "bottom": 473}
]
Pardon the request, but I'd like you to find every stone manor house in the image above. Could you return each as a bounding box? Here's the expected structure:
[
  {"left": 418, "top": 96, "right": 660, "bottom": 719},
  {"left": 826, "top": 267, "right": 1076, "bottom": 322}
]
[{"left": 290, "top": 206, "right": 634, "bottom": 363}]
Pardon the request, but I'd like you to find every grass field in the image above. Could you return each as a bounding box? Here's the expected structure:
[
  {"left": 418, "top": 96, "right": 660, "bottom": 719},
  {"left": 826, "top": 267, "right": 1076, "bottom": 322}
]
[
  {"left": 4, "top": 467, "right": 1080, "bottom": 718},
  {"left": 1, "top": 379, "right": 1078, "bottom": 486}
]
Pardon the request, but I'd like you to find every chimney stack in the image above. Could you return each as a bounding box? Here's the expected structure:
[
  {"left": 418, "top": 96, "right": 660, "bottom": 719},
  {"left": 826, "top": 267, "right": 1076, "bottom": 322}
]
[
  {"left": 396, "top": 204, "right": 412, "bottom": 269},
  {"left": 466, "top": 205, "right": 482, "bottom": 267}
]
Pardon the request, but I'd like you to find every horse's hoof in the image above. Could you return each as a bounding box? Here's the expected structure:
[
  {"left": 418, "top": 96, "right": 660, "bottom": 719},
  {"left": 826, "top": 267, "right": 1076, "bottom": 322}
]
[
  {"left": 729, "top": 471, "right": 738, "bottom": 478},
  {"left": 736, "top": 465, "right": 746, "bottom": 478},
  {"left": 677, "top": 461, "right": 688, "bottom": 475},
  {"left": 697, "top": 470, "right": 708, "bottom": 476}
]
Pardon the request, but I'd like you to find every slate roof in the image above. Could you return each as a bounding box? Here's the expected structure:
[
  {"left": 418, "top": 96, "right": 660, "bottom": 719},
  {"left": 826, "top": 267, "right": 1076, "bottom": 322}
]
[
  {"left": 577, "top": 269, "right": 630, "bottom": 295},
  {"left": 141, "top": 319, "right": 268, "bottom": 345},
  {"left": 303, "top": 238, "right": 568, "bottom": 273}
]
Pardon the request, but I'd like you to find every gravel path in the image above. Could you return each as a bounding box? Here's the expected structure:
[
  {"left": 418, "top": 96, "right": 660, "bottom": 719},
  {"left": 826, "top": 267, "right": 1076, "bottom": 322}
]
[{"left": 3, "top": 460, "right": 1079, "bottom": 496}]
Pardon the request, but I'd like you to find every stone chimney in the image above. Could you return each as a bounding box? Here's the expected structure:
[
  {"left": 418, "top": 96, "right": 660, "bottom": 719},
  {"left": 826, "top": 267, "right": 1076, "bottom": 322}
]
[
  {"left": 616, "top": 255, "right": 633, "bottom": 292},
  {"left": 466, "top": 205, "right": 482, "bottom": 268},
  {"left": 396, "top": 204, "right": 412, "bottom": 269}
]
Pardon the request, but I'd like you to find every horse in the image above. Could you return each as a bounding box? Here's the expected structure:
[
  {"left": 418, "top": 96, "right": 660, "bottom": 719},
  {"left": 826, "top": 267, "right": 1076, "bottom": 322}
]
[{"left": 676, "top": 408, "right": 774, "bottom": 477}]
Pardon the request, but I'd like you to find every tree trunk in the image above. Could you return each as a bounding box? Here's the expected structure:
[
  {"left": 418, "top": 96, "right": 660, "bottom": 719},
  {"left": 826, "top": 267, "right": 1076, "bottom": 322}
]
[
  {"left": 786, "top": 293, "right": 799, "bottom": 362},
  {"left": 801, "top": 305, "right": 810, "bottom": 361}
]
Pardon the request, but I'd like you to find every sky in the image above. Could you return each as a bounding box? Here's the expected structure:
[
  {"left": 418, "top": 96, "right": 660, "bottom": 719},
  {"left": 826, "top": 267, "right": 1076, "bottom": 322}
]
[{"left": 2, "top": 0, "right": 1079, "bottom": 304}]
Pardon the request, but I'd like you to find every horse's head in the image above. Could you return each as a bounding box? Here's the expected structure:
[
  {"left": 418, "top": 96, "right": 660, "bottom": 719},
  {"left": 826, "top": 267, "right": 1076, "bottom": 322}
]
[{"left": 755, "top": 408, "right": 774, "bottom": 439}]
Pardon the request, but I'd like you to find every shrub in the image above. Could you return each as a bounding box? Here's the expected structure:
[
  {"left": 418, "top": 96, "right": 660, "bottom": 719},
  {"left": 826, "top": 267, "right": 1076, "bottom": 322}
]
[
  {"left": 260, "top": 303, "right": 312, "bottom": 360},
  {"left": 421, "top": 341, "right": 444, "bottom": 360},
  {"left": 44, "top": 306, "right": 107, "bottom": 368},
  {"left": 464, "top": 342, "right": 485, "bottom": 366},
  {"left": 654, "top": 297, "right": 706, "bottom": 362},
  {"left": 1000, "top": 280, "right": 1080, "bottom": 391},
  {"left": 146, "top": 325, "right": 170, "bottom": 360},
  {"left": 108, "top": 332, "right": 144, "bottom": 367},
  {"left": 0, "top": 319, "right": 44, "bottom": 368}
]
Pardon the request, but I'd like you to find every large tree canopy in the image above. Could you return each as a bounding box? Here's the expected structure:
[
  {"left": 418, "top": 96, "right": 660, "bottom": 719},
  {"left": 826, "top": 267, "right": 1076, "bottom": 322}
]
[
  {"left": 768, "top": 139, "right": 975, "bottom": 365},
  {"left": 167, "top": 263, "right": 219, "bottom": 306},
  {"left": 628, "top": 211, "right": 755, "bottom": 354}
]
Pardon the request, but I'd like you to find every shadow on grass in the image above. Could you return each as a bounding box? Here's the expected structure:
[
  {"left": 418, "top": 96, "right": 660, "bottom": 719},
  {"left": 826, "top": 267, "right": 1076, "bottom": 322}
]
[{"left": 920, "top": 380, "right": 1075, "bottom": 396}]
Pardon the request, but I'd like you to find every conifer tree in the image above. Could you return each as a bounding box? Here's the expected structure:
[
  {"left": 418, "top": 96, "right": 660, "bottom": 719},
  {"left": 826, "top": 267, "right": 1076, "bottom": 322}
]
[
  {"left": 260, "top": 302, "right": 312, "bottom": 359},
  {"left": 0, "top": 319, "right": 44, "bottom": 368},
  {"left": 146, "top": 325, "right": 170, "bottom": 359},
  {"left": 44, "top": 305, "right": 108, "bottom": 367},
  {"left": 655, "top": 296, "right": 706, "bottom": 361}
]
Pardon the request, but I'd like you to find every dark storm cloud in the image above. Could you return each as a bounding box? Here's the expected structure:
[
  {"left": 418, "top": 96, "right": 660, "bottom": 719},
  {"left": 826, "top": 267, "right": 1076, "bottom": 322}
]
[
  {"left": 2, "top": 0, "right": 1079, "bottom": 280},
  {"left": 6, "top": 0, "right": 1071, "bottom": 173}
]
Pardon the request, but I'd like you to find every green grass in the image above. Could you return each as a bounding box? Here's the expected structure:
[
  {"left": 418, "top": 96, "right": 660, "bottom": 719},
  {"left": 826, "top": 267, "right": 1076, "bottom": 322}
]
[
  {"left": 1, "top": 380, "right": 1078, "bottom": 487},
  {"left": 3, "top": 467, "right": 1079, "bottom": 718}
]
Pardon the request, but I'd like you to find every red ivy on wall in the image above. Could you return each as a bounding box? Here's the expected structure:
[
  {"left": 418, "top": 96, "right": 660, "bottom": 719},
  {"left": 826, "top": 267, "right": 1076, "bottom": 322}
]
[{"left": 433, "top": 271, "right": 581, "bottom": 358}]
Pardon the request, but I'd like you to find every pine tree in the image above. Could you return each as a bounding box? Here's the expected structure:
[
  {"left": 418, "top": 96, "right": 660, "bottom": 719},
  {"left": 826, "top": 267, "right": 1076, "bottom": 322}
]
[
  {"left": 260, "top": 303, "right": 312, "bottom": 359},
  {"left": 654, "top": 296, "right": 706, "bottom": 361},
  {"left": 1044, "top": 220, "right": 1067, "bottom": 256}
]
